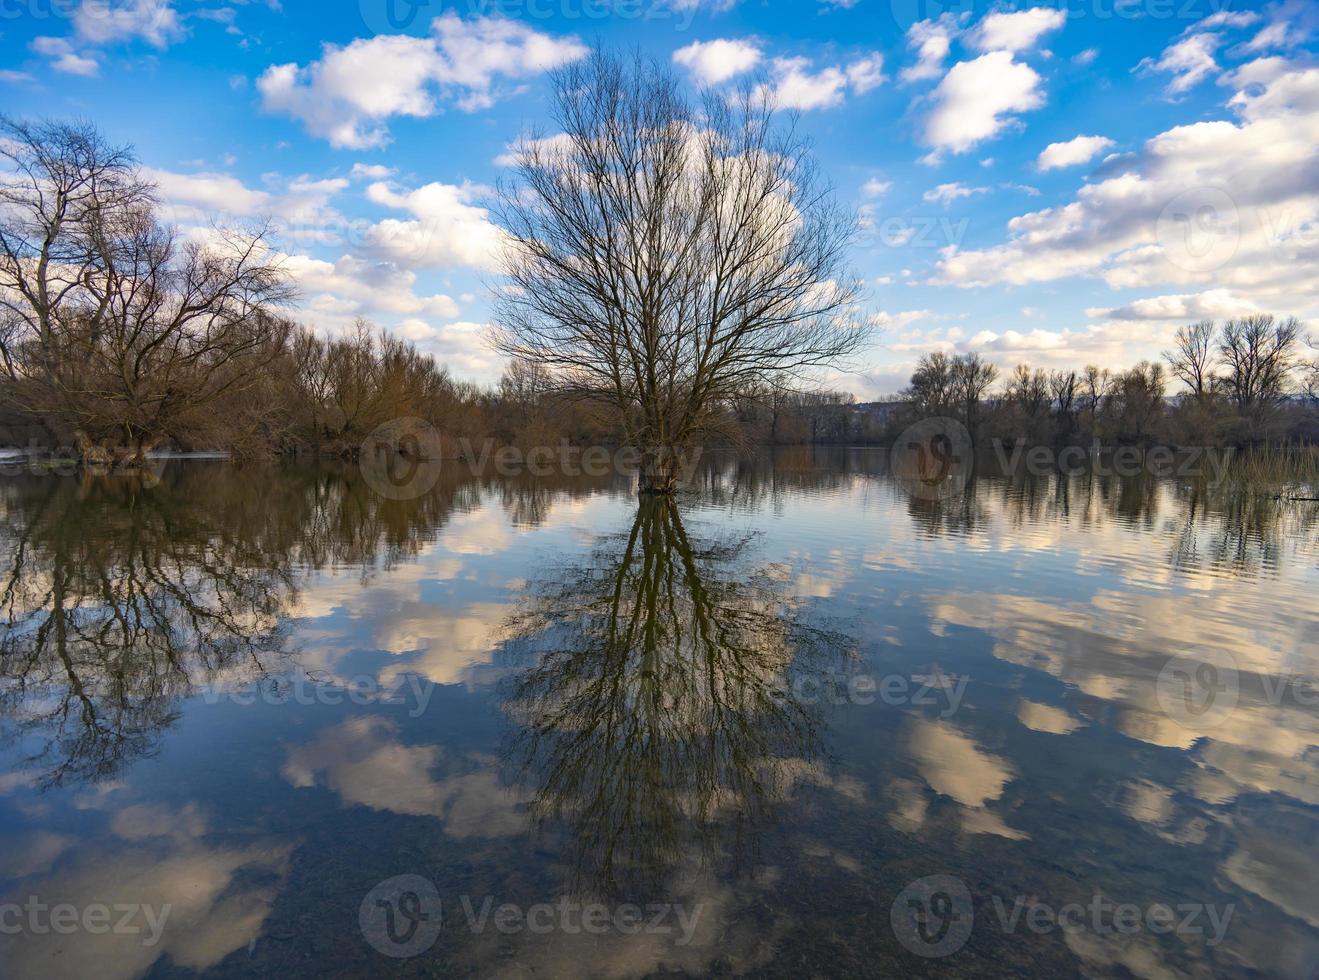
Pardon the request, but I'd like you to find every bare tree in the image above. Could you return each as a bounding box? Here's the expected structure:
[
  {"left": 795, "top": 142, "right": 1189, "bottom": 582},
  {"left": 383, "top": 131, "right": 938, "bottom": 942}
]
[
  {"left": 491, "top": 50, "right": 865, "bottom": 492},
  {"left": 499, "top": 357, "right": 553, "bottom": 435},
  {"left": 1303, "top": 335, "right": 1318, "bottom": 403},
  {"left": 0, "top": 117, "right": 294, "bottom": 463},
  {"left": 1049, "top": 369, "right": 1078, "bottom": 438},
  {"left": 1082, "top": 365, "right": 1112, "bottom": 433},
  {"left": 1218, "top": 315, "right": 1301, "bottom": 436},
  {"left": 1111, "top": 361, "right": 1166, "bottom": 443},
  {"left": 951, "top": 353, "right": 997, "bottom": 438},
  {"left": 905, "top": 351, "right": 956, "bottom": 415},
  {"left": 1164, "top": 320, "right": 1217, "bottom": 404},
  {"left": 0, "top": 116, "right": 153, "bottom": 368}
]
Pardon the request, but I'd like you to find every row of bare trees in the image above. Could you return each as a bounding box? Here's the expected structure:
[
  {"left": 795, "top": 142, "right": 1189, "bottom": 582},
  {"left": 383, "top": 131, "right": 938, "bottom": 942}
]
[{"left": 895, "top": 315, "right": 1317, "bottom": 448}]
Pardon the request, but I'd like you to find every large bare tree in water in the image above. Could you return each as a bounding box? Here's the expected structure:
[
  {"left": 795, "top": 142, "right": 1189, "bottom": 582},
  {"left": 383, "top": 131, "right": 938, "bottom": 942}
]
[{"left": 492, "top": 51, "right": 865, "bottom": 492}]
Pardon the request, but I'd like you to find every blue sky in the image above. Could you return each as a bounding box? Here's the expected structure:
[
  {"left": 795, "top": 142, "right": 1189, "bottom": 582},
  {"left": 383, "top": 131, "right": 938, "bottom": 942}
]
[{"left": 2, "top": 0, "right": 1315, "bottom": 395}]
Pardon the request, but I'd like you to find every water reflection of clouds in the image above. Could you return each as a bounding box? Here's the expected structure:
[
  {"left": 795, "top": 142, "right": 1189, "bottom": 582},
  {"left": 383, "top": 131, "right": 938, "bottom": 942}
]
[
  {"left": 0, "top": 800, "right": 290, "bottom": 980},
  {"left": 285, "top": 494, "right": 640, "bottom": 691},
  {"left": 929, "top": 590, "right": 1319, "bottom": 805},
  {"left": 903, "top": 717, "right": 1030, "bottom": 841},
  {"left": 282, "top": 717, "right": 523, "bottom": 838}
]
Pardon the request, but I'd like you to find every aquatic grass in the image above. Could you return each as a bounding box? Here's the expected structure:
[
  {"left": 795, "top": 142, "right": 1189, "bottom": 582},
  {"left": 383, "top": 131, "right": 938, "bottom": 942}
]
[{"left": 1218, "top": 444, "right": 1319, "bottom": 500}]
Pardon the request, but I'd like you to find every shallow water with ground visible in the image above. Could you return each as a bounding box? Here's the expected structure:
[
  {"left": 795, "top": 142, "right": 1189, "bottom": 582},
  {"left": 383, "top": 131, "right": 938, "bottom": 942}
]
[{"left": 0, "top": 450, "right": 1316, "bottom": 978}]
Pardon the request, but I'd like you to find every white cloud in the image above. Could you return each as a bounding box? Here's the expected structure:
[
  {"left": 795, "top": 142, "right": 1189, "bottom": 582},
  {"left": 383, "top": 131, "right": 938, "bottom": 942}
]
[
  {"left": 144, "top": 167, "right": 484, "bottom": 338},
  {"left": 923, "top": 182, "right": 989, "bottom": 205},
  {"left": 74, "top": 0, "right": 184, "bottom": 48},
  {"left": 934, "top": 62, "right": 1319, "bottom": 324},
  {"left": 282, "top": 253, "right": 461, "bottom": 322},
  {"left": 1238, "top": 21, "right": 1293, "bottom": 54},
  {"left": 493, "top": 132, "right": 575, "bottom": 167},
  {"left": 257, "top": 35, "right": 445, "bottom": 150},
  {"left": 901, "top": 15, "right": 961, "bottom": 83},
  {"left": 969, "top": 7, "right": 1066, "bottom": 54},
  {"left": 30, "top": 36, "right": 99, "bottom": 76},
  {"left": 363, "top": 179, "right": 501, "bottom": 270},
  {"left": 846, "top": 53, "right": 887, "bottom": 94},
  {"left": 258, "top": 14, "right": 587, "bottom": 148},
  {"left": 148, "top": 167, "right": 352, "bottom": 251},
  {"left": 431, "top": 10, "right": 587, "bottom": 103},
  {"left": 395, "top": 319, "right": 502, "bottom": 376},
  {"left": 756, "top": 53, "right": 885, "bottom": 110},
  {"left": 150, "top": 168, "right": 274, "bottom": 216},
  {"left": 1088, "top": 289, "right": 1263, "bottom": 321},
  {"left": 869, "top": 309, "right": 934, "bottom": 329},
  {"left": 1036, "top": 134, "right": 1115, "bottom": 171},
  {"left": 923, "top": 50, "right": 1046, "bottom": 156},
  {"left": 1196, "top": 10, "right": 1260, "bottom": 30},
  {"left": 0, "top": 69, "right": 33, "bottom": 83},
  {"left": 350, "top": 163, "right": 395, "bottom": 181},
  {"left": 1138, "top": 32, "right": 1223, "bottom": 94},
  {"left": 672, "top": 38, "right": 762, "bottom": 85},
  {"left": 862, "top": 177, "right": 892, "bottom": 198},
  {"left": 1073, "top": 47, "right": 1099, "bottom": 66}
]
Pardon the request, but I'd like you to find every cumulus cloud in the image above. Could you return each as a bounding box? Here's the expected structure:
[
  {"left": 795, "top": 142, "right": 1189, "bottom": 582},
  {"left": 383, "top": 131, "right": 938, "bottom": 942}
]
[
  {"left": 30, "top": 36, "right": 99, "bottom": 76},
  {"left": 923, "top": 181, "right": 989, "bottom": 205},
  {"left": 923, "top": 50, "right": 1046, "bottom": 156},
  {"left": 282, "top": 253, "right": 461, "bottom": 322},
  {"left": 846, "top": 53, "right": 888, "bottom": 94},
  {"left": 672, "top": 38, "right": 762, "bottom": 85},
  {"left": 258, "top": 14, "right": 587, "bottom": 148},
  {"left": 869, "top": 309, "right": 934, "bottom": 329},
  {"left": 492, "top": 132, "right": 575, "bottom": 167},
  {"left": 933, "top": 59, "right": 1319, "bottom": 326},
  {"left": 1087, "top": 288, "right": 1264, "bottom": 321},
  {"left": 1138, "top": 32, "right": 1223, "bottom": 94},
  {"left": 968, "top": 7, "right": 1066, "bottom": 54},
  {"left": 147, "top": 167, "right": 353, "bottom": 252},
  {"left": 350, "top": 162, "right": 395, "bottom": 181},
  {"left": 74, "top": 0, "right": 184, "bottom": 48},
  {"left": 363, "top": 179, "right": 501, "bottom": 270},
  {"left": 1036, "top": 134, "right": 1115, "bottom": 170},
  {"left": 901, "top": 14, "right": 961, "bottom": 83},
  {"left": 756, "top": 52, "right": 885, "bottom": 110},
  {"left": 862, "top": 177, "right": 892, "bottom": 198}
]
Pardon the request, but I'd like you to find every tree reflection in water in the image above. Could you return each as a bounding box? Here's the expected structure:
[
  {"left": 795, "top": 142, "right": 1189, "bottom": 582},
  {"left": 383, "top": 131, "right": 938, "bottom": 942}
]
[
  {"left": 0, "top": 470, "right": 298, "bottom": 788},
  {"left": 503, "top": 495, "right": 855, "bottom": 896},
  {"left": 0, "top": 462, "right": 617, "bottom": 790}
]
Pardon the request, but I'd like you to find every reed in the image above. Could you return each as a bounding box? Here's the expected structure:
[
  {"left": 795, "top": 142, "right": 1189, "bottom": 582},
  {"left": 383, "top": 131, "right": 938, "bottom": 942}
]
[{"left": 1219, "top": 445, "right": 1319, "bottom": 499}]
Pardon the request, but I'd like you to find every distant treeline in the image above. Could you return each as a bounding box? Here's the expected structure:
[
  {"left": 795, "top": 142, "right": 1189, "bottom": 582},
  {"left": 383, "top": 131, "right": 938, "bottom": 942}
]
[
  {"left": 748, "top": 317, "right": 1319, "bottom": 450},
  {"left": 884, "top": 316, "right": 1319, "bottom": 449}
]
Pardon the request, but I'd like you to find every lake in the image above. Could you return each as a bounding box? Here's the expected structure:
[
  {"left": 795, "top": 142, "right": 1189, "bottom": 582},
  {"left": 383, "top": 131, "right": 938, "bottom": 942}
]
[{"left": 1, "top": 451, "right": 1316, "bottom": 978}]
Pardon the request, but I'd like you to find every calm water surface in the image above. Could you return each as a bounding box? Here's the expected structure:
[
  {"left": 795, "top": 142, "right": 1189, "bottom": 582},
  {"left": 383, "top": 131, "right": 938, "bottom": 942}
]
[{"left": 1, "top": 452, "right": 1316, "bottom": 978}]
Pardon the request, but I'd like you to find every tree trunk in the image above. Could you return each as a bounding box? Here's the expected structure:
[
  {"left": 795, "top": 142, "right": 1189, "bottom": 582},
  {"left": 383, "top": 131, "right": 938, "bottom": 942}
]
[{"left": 639, "top": 447, "right": 678, "bottom": 495}]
